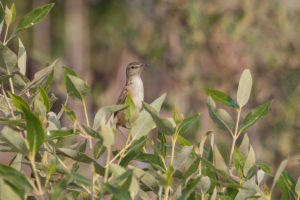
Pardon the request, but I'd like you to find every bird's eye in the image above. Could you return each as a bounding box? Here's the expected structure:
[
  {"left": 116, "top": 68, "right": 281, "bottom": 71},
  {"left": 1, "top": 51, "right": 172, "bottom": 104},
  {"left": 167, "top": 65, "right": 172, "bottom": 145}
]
[{"left": 131, "top": 66, "right": 135, "bottom": 69}]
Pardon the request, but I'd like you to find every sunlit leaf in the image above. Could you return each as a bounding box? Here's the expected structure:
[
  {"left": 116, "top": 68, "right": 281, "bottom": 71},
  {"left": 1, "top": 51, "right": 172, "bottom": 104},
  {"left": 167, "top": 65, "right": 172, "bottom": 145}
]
[
  {"left": 17, "top": 38, "right": 26, "bottom": 75},
  {"left": 271, "top": 158, "right": 288, "bottom": 192},
  {"left": 131, "top": 93, "right": 166, "bottom": 140},
  {"left": 213, "top": 145, "right": 227, "bottom": 172},
  {"left": 143, "top": 101, "right": 175, "bottom": 136},
  {"left": 93, "top": 104, "right": 128, "bottom": 130},
  {"left": 4, "top": 3, "right": 16, "bottom": 27},
  {"left": 237, "top": 69, "right": 252, "bottom": 107},
  {"left": 243, "top": 145, "right": 256, "bottom": 176},
  {"left": 173, "top": 146, "right": 193, "bottom": 169}
]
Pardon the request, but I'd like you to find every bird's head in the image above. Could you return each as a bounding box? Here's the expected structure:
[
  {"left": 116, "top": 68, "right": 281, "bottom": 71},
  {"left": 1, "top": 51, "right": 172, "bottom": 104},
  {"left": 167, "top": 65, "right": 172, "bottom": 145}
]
[{"left": 126, "top": 62, "right": 147, "bottom": 78}]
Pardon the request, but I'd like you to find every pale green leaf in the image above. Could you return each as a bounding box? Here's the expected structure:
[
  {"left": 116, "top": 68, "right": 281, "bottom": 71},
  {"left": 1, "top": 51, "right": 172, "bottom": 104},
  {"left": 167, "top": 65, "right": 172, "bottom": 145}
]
[
  {"left": 0, "top": 43, "right": 17, "bottom": 71},
  {"left": 243, "top": 145, "right": 256, "bottom": 176},
  {"left": 1, "top": 126, "right": 28, "bottom": 154},
  {"left": 237, "top": 69, "right": 252, "bottom": 107},
  {"left": 18, "top": 38, "right": 26, "bottom": 75},
  {"left": 173, "top": 146, "right": 193, "bottom": 169},
  {"left": 271, "top": 158, "right": 288, "bottom": 192},
  {"left": 131, "top": 93, "right": 166, "bottom": 140},
  {"left": 213, "top": 145, "right": 227, "bottom": 172}
]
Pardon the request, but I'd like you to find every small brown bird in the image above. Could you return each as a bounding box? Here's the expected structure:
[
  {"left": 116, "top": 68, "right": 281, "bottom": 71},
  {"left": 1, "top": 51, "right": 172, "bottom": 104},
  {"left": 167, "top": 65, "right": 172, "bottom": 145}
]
[{"left": 113, "top": 62, "right": 147, "bottom": 128}]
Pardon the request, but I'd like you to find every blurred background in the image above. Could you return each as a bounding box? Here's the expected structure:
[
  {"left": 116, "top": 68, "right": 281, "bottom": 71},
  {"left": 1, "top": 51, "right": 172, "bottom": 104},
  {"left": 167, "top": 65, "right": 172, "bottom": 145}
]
[{"left": 2, "top": 0, "right": 300, "bottom": 177}]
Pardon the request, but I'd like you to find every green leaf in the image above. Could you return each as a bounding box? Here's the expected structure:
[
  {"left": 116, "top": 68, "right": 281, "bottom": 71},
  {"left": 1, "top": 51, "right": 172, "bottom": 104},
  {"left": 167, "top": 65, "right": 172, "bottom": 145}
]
[
  {"left": 0, "top": 164, "right": 33, "bottom": 190},
  {"left": 0, "top": 5, "right": 4, "bottom": 33},
  {"left": 17, "top": 38, "right": 26, "bottom": 75},
  {"left": 20, "top": 60, "right": 56, "bottom": 95},
  {"left": 295, "top": 176, "right": 300, "bottom": 195},
  {"left": 197, "top": 176, "right": 211, "bottom": 194},
  {"left": 243, "top": 145, "right": 256, "bottom": 176},
  {"left": 177, "top": 135, "right": 192, "bottom": 146},
  {"left": 237, "top": 69, "right": 252, "bottom": 107},
  {"left": 8, "top": 92, "right": 30, "bottom": 113},
  {"left": 0, "top": 118, "right": 26, "bottom": 128},
  {"left": 233, "top": 147, "right": 246, "bottom": 171},
  {"left": 238, "top": 100, "right": 272, "bottom": 134},
  {"left": 239, "top": 134, "right": 249, "bottom": 157},
  {"left": 93, "top": 141, "right": 105, "bottom": 159},
  {"left": 207, "top": 96, "right": 234, "bottom": 133},
  {"left": 17, "top": 3, "right": 54, "bottom": 31},
  {"left": 10, "top": 153, "right": 23, "bottom": 171},
  {"left": 82, "top": 125, "right": 102, "bottom": 140},
  {"left": 173, "top": 146, "right": 193, "bottom": 169},
  {"left": 102, "top": 183, "right": 131, "bottom": 200},
  {"left": 271, "top": 158, "right": 288, "bottom": 192},
  {"left": 4, "top": 3, "right": 16, "bottom": 27},
  {"left": 213, "top": 145, "right": 227, "bottom": 172},
  {"left": 57, "top": 148, "right": 93, "bottom": 163},
  {"left": 131, "top": 93, "right": 166, "bottom": 140},
  {"left": 177, "top": 177, "right": 201, "bottom": 200},
  {"left": 120, "top": 137, "right": 146, "bottom": 167},
  {"left": 136, "top": 153, "right": 165, "bottom": 171},
  {"left": 178, "top": 113, "right": 200, "bottom": 135},
  {"left": 181, "top": 157, "right": 201, "bottom": 183},
  {"left": 125, "top": 93, "right": 136, "bottom": 120},
  {"left": 1, "top": 126, "right": 28, "bottom": 154},
  {"left": 0, "top": 178, "right": 22, "bottom": 200},
  {"left": 234, "top": 177, "right": 257, "bottom": 200},
  {"left": 44, "top": 70, "right": 54, "bottom": 93},
  {"left": 129, "top": 166, "right": 158, "bottom": 191},
  {"left": 70, "top": 173, "right": 91, "bottom": 186},
  {"left": 0, "top": 43, "right": 17, "bottom": 71},
  {"left": 204, "top": 88, "right": 239, "bottom": 108},
  {"left": 38, "top": 87, "right": 50, "bottom": 112},
  {"left": 45, "top": 129, "right": 75, "bottom": 141},
  {"left": 99, "top": 122, "right": 115, "bottom": 147},
  {"left": 23, "top": 109, "right": 44, "bottom": 155},
  {"left": 62, "top": 104, "right": 76, "bottom": 122},
  {"left": 64, "top": 72, "right": 90, "bottom": 101},
  {"left": 92, "top": 104, "right": 128, "bottom": 130},
  {"left": 143, "top": 101, "right": 175, "bottom": 135},
  {"left": 256, "top": 163, "right": 273, "bottom": 176}
]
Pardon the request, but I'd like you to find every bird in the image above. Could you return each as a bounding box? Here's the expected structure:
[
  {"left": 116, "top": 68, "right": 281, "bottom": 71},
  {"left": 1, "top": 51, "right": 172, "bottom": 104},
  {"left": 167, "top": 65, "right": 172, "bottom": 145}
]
[{"left": 113, "top": 62, "right": 147, "bottom": 128}]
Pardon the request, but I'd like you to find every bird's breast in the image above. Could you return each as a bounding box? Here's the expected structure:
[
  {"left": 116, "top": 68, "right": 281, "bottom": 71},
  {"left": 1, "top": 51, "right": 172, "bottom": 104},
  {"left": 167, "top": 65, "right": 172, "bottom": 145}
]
[{"left": 128, "top": 76, "right": 144, "bottom": 108}]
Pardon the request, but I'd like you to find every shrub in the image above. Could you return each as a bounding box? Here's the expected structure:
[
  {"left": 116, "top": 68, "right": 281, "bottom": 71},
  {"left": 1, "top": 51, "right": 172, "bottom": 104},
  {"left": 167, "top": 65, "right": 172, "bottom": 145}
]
[{"left": 0, "top": 2, "right": 299, "bottom": 200}]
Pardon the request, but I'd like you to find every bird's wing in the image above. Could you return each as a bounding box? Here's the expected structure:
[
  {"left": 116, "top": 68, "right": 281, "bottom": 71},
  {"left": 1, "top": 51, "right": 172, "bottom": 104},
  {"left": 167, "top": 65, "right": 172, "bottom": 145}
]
[{"left": 116, "top": 86, "right": 128, "bottom": 105}]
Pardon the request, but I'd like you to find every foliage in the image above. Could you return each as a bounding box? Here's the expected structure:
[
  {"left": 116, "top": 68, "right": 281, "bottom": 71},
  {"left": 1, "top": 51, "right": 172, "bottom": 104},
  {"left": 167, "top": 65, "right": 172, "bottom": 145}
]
[{"left": 0, "top": 2, "right": 299, "bottom": 200}]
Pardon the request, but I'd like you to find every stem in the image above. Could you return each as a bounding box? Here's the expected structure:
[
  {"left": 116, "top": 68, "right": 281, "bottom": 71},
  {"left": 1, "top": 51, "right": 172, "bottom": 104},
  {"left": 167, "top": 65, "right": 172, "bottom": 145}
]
[
  {"left": 29, "top": 156, "right": 43, "bottom": 195},
  {"left": 228, "top": 136, "right": 237, "bottom": 168},
  {"left": 3, "top": 25, "right": 9, "bottom": 44},
  {"left": 104, "top": 146, "right": 111, "bottom": 183},
  {"left": 228, "top": 108, "right": 241, "bottom": 168},
  {"left": 170, "top": 134, "right": 177, "bottom": 166},
  {"left": 1, "top": 84, "right": 15, "bottom": 119},
  {"left": 162, "top": 185, "right": 170, "bottom": 200},
  {"left": 82, "top": 100, "right": 90, "bottom": 126},
  {"left": 6, "top": 68, "right": 15, "bottom": 94}
]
